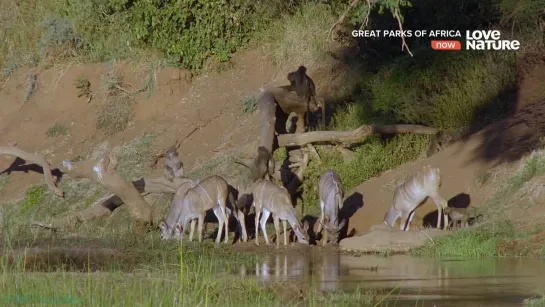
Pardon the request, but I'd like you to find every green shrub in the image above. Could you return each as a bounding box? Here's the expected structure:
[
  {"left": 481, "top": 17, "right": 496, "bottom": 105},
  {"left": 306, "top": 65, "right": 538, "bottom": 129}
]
[
  {"left": 301, "top": 134, "right": 430, "bottom": 208},
  {"left": 366, "top": 51, "right": 517, "bottom": 130}
]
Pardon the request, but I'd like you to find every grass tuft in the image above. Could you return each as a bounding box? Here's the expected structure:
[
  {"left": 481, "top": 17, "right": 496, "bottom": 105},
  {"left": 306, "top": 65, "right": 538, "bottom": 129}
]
[
  {"left": 0, "top": 173, "right": 9, "bottom": 192},
  {"left": 46, "top": 123, "right": 69, "bottom": 138},
  {"left": 241, "top": 95, "right": 258, "bottom": 115},
  {"left": 257, "top": 3, "right": 336, "bottom": 68},
  {"left": 524, "top": 295, "right": 545, "bottom": 306},
  {"left": 96, "top": 96, "right": 134, "bottom": 136},
  {"left": 113, "top": 132, "right": 157, "bottom": 181}
]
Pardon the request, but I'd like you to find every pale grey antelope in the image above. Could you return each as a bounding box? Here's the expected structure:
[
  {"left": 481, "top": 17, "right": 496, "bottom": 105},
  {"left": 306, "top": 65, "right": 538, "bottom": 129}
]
[
  {"left": 252, "top": 179, "right": 308, "bottom": 246},
  {"left": 383, "top": 165, "right": 449, "bottom": 231},
  {"left": 158, "top": 178, "right": 198, "bottom": 239},
  {"left": 159, "top": 175, "right": 230, "bottom": 243},
  {"left": 316, "top": 170, "right": 346, "bottom": 245}
]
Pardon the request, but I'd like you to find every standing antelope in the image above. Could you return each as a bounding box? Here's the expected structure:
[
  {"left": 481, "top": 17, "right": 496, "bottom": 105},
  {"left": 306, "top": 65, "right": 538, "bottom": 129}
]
[
  {"left": 316, "top": 170, "right": 346, "bottom": 245},
  {"left": 216, "top": 174, "right": 251, "bottom": 243},
  {"left": 252, "top": 179, "right": 308, "bottom": 246},
  {"left": 383, "top": 165, "right": 449, "bottom": 231},
  {"left": 159, "top": 175, "right": 230, "bottom": 243}
]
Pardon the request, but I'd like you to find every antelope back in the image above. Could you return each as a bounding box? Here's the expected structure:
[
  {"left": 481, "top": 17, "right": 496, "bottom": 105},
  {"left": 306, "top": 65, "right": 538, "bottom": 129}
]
[
  {"left": 253, "top": 179, "right": 291, "bottom": 213},
  {"left": 393, "top": 165, "right": 441, "bottom": 211},
  {"left": 186, "top": 175, "right": 228, "bottom": 211},
  {"left": 318, "top": 170, "right": 344, "bottom": 210}
]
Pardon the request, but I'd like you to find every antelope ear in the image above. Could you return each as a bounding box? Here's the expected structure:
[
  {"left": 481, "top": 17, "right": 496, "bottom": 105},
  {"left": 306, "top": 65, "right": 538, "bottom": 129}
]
[
  {"left": 159, "top": 221, "right": 167, "bottom": 231},
  {"left": 175, "top": 223, "right": 183, "bottom": 233}
]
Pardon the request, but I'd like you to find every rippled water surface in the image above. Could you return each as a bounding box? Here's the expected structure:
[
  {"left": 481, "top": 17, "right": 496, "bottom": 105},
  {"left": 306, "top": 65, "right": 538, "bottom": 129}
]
[{"left": 233, "top": 251, "right": 545, "bottom": 306}]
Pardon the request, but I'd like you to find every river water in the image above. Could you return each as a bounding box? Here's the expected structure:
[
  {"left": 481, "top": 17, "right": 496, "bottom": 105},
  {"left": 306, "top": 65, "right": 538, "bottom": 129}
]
[{"left": 234, "top": 251, "right": 545, "bottom": 306}]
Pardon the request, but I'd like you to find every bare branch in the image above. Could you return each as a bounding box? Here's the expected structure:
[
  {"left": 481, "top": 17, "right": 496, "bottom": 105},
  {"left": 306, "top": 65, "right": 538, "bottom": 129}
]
[
  {"left": 359, "top": 0, "right": 372, "bottom": 30},
  {"left": 328, "top": 0, "right": 360, "bottom": 41},
  {"left": 278, "top": 124, "right": 438, "bottom": 147},
  {"left": 393, "top": 0, "right": 413, "bottom": 57},
  {"left": 0, "top": 146, "right": 64, "bottom": 198}
]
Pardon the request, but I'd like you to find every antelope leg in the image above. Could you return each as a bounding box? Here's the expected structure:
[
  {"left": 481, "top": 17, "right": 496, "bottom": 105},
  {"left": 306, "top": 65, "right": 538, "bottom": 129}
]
[
  {"left": 273, "top": 215, "right": 280, "bottom": 247},
  {"left": 443, "top": 211, "right": 449, "bottom": 231},
  {"left": 436, "top": 208, "right": 442, "bottom": 229},
  {"left": 220, "top": 200, "right": 229, "bottom": 244},
  {"left": 282, "top": 220, "right": 287, "bottom": 246},
  {"left": 223, "top": 208, "right": 230, "bottom": 244},
  {"left": 255, "top": 209, "right": 261, "bottom": 245},
  {"left": 317, "top": 200, "right": 325, "bottom": 234},
  {"left": 237, "top": 210, "right": 248, "bottom": 242},
  {"left": 260, "top": 209, "right": 271, "bottom": 245},
  {"left": 405, "top": 210, "right": 416, "bottom": 231},
  {"left": 213, "top": 207, "right": 224, "bottom": 244},
  {"left": 322, "top": 226, "right": 329, "bottom": 246},
  {"left": 198, "top": 215, "right": 204, "bottom": 242},
  {"left": 400, "top": 211, "right": 411, "bottom": 231},
  {"left": 189, "top": 219, "right": 196, "bottom": 242}
]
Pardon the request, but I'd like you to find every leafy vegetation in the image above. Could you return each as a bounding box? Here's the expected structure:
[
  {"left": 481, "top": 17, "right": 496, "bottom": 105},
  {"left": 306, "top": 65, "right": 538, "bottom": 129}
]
[{"left": 241, "top": 95, "right": 257, "bottom": 114}]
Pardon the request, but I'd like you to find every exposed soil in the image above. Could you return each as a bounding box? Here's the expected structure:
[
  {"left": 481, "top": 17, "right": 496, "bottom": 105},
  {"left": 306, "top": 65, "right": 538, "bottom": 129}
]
[
  {"left": 0, "top": 38, "right": 544, "bottom": 254},
  {"left": 344, "top": 62, "right": 545, "bottom": 238}
]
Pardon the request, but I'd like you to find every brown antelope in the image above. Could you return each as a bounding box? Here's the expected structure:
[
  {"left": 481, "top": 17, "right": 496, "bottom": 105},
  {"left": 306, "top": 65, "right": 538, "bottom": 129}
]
[
  {"left": 383, "top": 165, "right": 449, "bottom": 231},
  {"left": 159, "top": 175, "right": 230, "bottom": 243},
  {"left": 316, "top": 170, "right": 346, "bottom": 245},
  {"left": 252, "top": 179, "right": 308, "bottom": 246},
  {"left": 216, "top": 174, "right": 251, "bottom": 243}
]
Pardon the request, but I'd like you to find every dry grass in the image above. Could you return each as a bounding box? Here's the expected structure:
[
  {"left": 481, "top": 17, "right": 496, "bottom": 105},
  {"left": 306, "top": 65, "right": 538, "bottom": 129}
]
[
  {"left": 46, "top": 123, "right": 69, "bottom": 138},
  {"left": 96, "top": 96, "right": 135, "bottom": 136},
  {"left": 256, "top": 3, "right": 336, "bottom": 71}
]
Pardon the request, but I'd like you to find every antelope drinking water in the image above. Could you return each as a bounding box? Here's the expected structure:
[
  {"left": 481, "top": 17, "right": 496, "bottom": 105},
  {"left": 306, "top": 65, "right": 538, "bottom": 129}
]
[
  {"left": 159, "top": 175, "right": 230, "bottom": 243},
  {"left": 252, "top": 179, "right": 308, "bottom": 246},
  {"left": 316, "top": 170, "right": 346, "bottom": 245}
]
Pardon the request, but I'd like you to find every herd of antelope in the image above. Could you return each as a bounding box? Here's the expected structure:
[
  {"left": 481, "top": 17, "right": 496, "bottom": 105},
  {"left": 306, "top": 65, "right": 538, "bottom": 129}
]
[{"left": 158, "top": 146, "right": 468, "bottom": 247}]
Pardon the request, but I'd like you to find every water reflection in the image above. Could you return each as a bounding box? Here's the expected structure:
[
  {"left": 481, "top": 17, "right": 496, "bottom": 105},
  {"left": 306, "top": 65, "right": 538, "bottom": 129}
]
[
  {"left": 237, "top": 251, "right": 350, "bottom": 291},
  {"left": 235, "top": 252, "right": 545, "bottom": 305}
]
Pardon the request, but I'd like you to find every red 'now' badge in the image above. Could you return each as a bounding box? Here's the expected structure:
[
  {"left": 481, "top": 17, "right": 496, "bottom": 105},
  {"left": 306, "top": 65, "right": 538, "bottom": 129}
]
[{"left": 431, "top": 40, "right": 462, "bottom": 50}]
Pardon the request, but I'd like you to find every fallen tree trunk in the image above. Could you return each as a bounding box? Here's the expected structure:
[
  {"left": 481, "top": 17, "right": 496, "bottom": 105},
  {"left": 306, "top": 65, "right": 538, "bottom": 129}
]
[
  {"left": 59, "top": 154, "right": 154, "bottom": 231},
  {"left": 32, "top": 176, "right": 193, "bottom": 230},
  {"left": 0, "top": 146, "right": 64, "bottom": 198},
  {"left": 278, "top": 124, "right": 438, "bottom": 147}
]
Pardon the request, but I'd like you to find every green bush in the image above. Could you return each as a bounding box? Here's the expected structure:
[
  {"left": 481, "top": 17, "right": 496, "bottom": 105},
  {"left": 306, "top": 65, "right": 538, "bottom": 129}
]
[
  {"left": 0, "top": 0, "right": 310, "bottom": 73},
  {"left": 366, "top": 51, "right": 517, "bottom": 130},
  {"left": 126, "top": 0, "right": 256, "bottom": 69}
]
